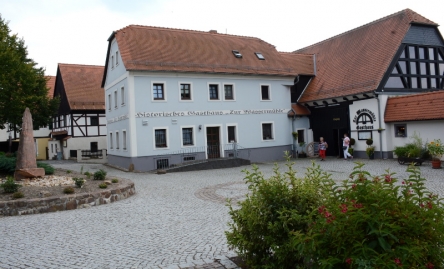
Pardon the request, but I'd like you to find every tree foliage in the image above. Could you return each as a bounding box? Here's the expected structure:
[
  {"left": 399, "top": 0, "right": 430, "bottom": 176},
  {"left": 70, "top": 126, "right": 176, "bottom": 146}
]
[{"left": 0, "top": 15, "right": 59, "bottom": 132}]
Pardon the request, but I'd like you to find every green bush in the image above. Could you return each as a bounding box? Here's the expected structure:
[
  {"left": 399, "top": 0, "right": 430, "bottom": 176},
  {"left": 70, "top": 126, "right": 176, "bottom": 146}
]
[
  {"left": 226, "top": 159, "right": 444, "bottom": 269},
  {"left": 12, "top": 191, "right": 24, "bottom": 199},
  {"left": 0, "top": 176, "right": 21, "bottom": 193},
  {"left": 63, "top": 186, "right": 75, "bottom": 194},
  {"left": 111, "top": 179, "right": 118, "bottom": 183},
  {"left": 66, "top": 170, "right": 72, "bottom": 174},
  {"left": 37, "top": 162, "right": 54, "bottom": 175},
  {"left": 93, "top": 169, "right": 107, "bottom": 180},
  {"left": 0, "top": 155, "right": 16, "bottom": 174},
  {"left": 84, "top": 171, "right": 91, "bottom": 179},
  {"left": 98, "top": 183, "right": 107, "bottom": 189},
  {"left": 72, "top": 177, "right": 85, "bottom": 188},
  {"left": 226, "top": 155, "right": 327, "bottom": 268},
  {"left": 393, "top": 132, "right": 429, "bottom": 159},
  {"left": 302, "top": 163, "right": 444, "bottom": 268}
]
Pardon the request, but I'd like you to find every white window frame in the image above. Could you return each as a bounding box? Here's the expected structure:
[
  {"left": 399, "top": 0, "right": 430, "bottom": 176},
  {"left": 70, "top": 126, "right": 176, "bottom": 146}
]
[
  {"left": 226, "top": 123, "right": 238, "bottom": 143},
  {"left": 261, "top": 121, "right": 275, "bottom": 141},
  {"left": 108, "top": 94, "right": 112, "bottom": 110},
  {"left": 115, "top": 51, "right": 119, "bottom": 66},
  {"left": 151, "top": 81, "right": 167, "bottom": 102},
  {"left": 223, "top": 83, "right": 236, "bottom": 101},
  {"left": 122, "top": 130, "right": 127, "bottom": 151},
  {"left": 114, "top": 90, "right": 118, "bottom": 109},
  {"left": 260, "top": 84, "right": 272, "bottom": 101},
  {"left": 115, "top": 131, "right": 120, "bottom": 150},
  {"left": 180, "top": 125, "right": 195, "bottom": 147},
  {"left": 121, "top": 86, "right": 125, "bottom": 106},
  {"left": 178, "top": 82, "right": 193, "bottom": 102},
  {"left": 153, "top": 127, "right": 169, "bottom": 150},
  {"left": 207, "top": 82, "right": 221, "bottom": 101},
  {"left": 109, "top": 132, "right": 113, "bottom": 150}
]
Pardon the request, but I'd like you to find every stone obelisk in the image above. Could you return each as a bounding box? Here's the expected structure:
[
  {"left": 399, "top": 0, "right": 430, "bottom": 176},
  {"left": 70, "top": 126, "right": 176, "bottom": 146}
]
[{"left": 14, "top": 108, "right": 45, "bottom": 180}]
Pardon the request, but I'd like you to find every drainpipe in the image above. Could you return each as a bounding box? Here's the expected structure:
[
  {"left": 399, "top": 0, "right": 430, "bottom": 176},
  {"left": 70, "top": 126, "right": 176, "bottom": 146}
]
[
  {"left": 292, "top": 76, "right": 301, "bottom": 157},
  {"left": 375, "top": 92, "right": 383, "bottom": 159}
]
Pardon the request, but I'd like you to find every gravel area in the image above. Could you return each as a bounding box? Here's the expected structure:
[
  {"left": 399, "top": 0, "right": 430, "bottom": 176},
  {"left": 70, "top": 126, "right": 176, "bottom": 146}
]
[{"left": 0, "top": 157, "right": 443, "bottom": 269}]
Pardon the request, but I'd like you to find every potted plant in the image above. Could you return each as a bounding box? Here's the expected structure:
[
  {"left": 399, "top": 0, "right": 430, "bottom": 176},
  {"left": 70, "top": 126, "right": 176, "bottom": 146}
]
[
  {"left": 393, "top": 133, "right": 427, "bottom": 166},
  {"left": 427, "top": 139, "right": 444, "bottom": 169},
  {"left": 348, "top": 138, "right": 356, "bottom": 156},
  {"left": 292, "top": 132, "right": 298, "bottom": 141},
  {"left": 298, "top": 142, "right": 307, "bottom": 158},
  {"left": 366, "top": 138, "right": 375, "bottom": 159}
]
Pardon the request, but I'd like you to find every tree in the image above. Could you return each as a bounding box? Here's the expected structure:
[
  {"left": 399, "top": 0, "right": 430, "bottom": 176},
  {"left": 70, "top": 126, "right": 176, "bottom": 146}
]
[{"left": 0, "top": 14, "right": 59, "bottom": 132}]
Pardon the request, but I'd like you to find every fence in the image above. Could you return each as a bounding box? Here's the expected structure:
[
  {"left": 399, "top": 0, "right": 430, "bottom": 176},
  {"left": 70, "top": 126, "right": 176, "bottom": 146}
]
[{"left": 154, "top": 143, "right": 250, "bottom": 170}]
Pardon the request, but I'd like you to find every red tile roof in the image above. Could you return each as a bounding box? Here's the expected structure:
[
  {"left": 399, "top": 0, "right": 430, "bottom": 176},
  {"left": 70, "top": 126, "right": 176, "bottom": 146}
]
[
  {"left": 45, "top": 76, "right": 55, "bottom": 99},
  {"left": 58, "top": 64, "right": 105, "bottom": 110},
  {"left": 385, "top": 91, "right": 444, "bottom": 122},
  {"left": 288, "top": 103, "right": 311, "bottom": 116},
  {"left": 112, "top": 26, "right": 314, "bottom": 77},
  {"left": 294, "top": 9, "right": 437, "bottom": 103}
]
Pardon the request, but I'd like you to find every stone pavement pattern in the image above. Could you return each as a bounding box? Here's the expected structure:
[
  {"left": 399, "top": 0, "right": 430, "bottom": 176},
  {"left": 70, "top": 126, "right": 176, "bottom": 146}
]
[{"left": 1, "top": 158, "right": 444, "bottom": 269}]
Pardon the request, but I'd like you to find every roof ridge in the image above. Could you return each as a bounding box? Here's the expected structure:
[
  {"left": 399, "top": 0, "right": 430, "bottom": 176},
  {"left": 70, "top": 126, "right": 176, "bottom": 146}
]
[
  {"left": 294, "top": 9, "right": 436, "bottom": 52},
  {"left": 116, "top": 24, "right": 275, "bottom": 46},
  {"left": 279, "top": 51, "right": 313, "bottom": 55},
  {"left": 58, "top": 63, "right": 104, "bottom": 68}
]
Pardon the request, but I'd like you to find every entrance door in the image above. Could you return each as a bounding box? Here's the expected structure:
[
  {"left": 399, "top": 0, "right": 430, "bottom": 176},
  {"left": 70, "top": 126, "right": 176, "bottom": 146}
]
[{"left": 206, "top": 127, "right": 220, "bottom": 159}]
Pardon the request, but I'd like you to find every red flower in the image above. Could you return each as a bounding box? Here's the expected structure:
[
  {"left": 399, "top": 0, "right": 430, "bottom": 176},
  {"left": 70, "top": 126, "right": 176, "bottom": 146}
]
[
  {"left": 346, "top": 258, "right": 352, "bottom": 264},
  {"left": 402, "top": 181, "right": 405, "bottom": 184},
  {"left": 340, "top": 204, "right": 348, "bottom": 213},
  {"left": 394, "top": 258, "right": 402, "bottom": 266},
  {"left": 426, "top": 262, "right": 434, "bottom": 269},
  {"left": 427, "top": 202, "right": 433, "bottom": 209},
  {"left": 353, "top": 203, "right": 363, "bottom": 209},
  {"left": 352, "top": 184, "right": 357, "bottom": 189},
  {"left": 420, "top": 203, "right": 425, "bottom": 208},
  {"left": 318, "top": 205, "right": 326, "bottom": 213},
  {"left": 385, "top": 175, "right": 391, "bottom": 183}
]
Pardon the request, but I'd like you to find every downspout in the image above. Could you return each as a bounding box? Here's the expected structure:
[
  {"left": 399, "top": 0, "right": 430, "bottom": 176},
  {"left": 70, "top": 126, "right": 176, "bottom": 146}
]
[
  {"left": 375, "top": 92, "right": 383, "bottom": 159},
  {"left": 292, "top": 76, "right": 301, "bottom": 157}
]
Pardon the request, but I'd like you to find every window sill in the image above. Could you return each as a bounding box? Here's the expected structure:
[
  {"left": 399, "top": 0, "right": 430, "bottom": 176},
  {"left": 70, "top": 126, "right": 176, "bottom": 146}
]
[{"left": 262, "top": 138, "right": 275, "bottom": 142}]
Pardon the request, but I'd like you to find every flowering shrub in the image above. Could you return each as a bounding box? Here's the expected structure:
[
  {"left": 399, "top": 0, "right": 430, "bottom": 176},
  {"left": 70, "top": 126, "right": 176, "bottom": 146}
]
[
  {"left": 226, "top": 158, "right": 444, "bottom": 269},
  {"left": 226, "top": 154, "right": 328, "bottom": 268},
  {"left": 300, "top": 163, "right": 444, "bottom": 268},
  {"left": 427, "top": 139, "right": 444, "bottom": 160}
]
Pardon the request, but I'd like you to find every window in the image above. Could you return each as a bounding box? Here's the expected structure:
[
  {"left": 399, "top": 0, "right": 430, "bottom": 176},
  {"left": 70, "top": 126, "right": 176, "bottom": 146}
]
[
  {"left": 123, "top": 130, "right": 127, "bottom": 150},
  {"left": 209, "top": 84, "right": 219, "bottom": 100},
  {"left": 156, "top": 159, "right": 169, "bottom": 169},
  {"left": 228, "top": 126, "right": 236, "bottom": 143},
  {"left": 224, "top": 84, "right": 234, "bottom": 100},
  {"left": 153, "top": 84, "right": 164, "bottom": 100},
  {"left": 255, "top": 52, "right": 265, "bottom": 60},
  {"left": 116, "top": 131, "right": 119, "bottom": 149},
  {"left": 262, "top": 123, "right": 273, "bottom": 140},
  {"left": 116, "top": 51, "right": 119, "bottom": 65},
  {"left": 232, "top": 50, "right": 242, "bottom": 58},
  {"left": 297, "top": 130, "right": 305, "bottom": 143},
  {"left": 63, "top": 115, "right": 67, "bottom": 127},
  {"left": 90, "top": 116, "right": 98, "bottom": 126},
  {"left": 90, "top": 142, "right": 98, "bottom": 153},
  {"left": 108, "top": 94, "right": 112, "bottom": 110},
  {"left": 121, "top": 87, "right": 125, "bottom": 105},
  {"left": 155, "top": 129, "right": 167, "bottom": 148},
  {"left": 395, "top": 124, "right": 407, "bottom": 137},
  {"left": 111, "top": 55, "right": 114, "bottom": 68},
  {"left": 261, "top": 85, "right": 270, "bottom": 100},
  {"left": 109, "top": 133, "right": 113, "bottom": 149},
  {"left": 181, "top": 84, "right": 191, "bottom": 100},
  {"left": 182, "top": 128, "right": 194, "bottom": 146},
  {"left": 114, "top": 91, "right": 118, "bottom": 108}
]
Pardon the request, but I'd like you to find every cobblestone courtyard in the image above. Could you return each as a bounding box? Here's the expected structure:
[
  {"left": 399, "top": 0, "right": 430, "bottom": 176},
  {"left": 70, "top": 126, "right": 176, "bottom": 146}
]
[{"left": 1, "top": 158, "right": 444, "bottom": 269}]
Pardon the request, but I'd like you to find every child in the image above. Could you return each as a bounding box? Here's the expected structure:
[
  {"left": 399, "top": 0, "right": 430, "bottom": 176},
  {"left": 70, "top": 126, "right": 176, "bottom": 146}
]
[{"left": 319, "top": 137, "right": 328, "bottom": 161}]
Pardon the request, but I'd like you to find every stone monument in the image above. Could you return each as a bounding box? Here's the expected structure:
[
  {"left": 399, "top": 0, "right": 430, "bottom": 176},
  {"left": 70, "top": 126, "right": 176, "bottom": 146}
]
[{"left": 14, "top": 108, "right": 45, "bottom": 180}]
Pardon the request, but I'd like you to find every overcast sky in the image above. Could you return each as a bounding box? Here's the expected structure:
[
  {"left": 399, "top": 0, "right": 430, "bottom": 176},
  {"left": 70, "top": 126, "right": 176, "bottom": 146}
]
[{"left": 1, "top": 0, "right": 443, "bottom": 76}]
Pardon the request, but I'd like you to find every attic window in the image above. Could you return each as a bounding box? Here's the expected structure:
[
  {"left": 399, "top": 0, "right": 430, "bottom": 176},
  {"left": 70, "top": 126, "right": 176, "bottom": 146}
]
[
  {"left": 232, "top": 50, "right": 242, "bottom": 58},
  {"left": 255, "top": 52, "right": 265, "bottom": 60}
]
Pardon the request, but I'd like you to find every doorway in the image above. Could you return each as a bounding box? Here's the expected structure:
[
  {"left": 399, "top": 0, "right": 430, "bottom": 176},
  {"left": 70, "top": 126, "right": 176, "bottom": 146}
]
[{"left": 206, "top": 127, "right": 220, "bottom": 159}]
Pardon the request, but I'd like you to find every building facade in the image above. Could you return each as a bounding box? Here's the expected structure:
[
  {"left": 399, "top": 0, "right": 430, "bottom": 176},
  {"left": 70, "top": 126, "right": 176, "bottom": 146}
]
[{"left": 102, "top": 26, "right": 314, "bottom": 171}]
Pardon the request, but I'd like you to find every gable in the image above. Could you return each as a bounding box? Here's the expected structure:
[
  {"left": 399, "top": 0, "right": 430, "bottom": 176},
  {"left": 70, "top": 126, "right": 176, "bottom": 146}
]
[{"left": 402, "top": 25, "right": 444, "bottom": 46}]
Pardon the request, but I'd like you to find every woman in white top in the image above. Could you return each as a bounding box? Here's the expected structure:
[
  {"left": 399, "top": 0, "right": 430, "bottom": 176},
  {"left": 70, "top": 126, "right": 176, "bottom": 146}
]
[{"left": 343, "top": 133, "right": 353, "bottom": 160}]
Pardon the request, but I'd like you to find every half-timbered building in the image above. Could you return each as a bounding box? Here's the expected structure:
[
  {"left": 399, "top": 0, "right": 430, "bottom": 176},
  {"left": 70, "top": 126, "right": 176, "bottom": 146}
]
[{"left": 50, "top": 64, "right": 106, "bottom": 160}]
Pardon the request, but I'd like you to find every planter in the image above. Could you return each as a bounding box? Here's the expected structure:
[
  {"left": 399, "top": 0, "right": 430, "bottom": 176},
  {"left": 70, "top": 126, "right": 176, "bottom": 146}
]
[
  {"left": 397, "top": 157, "right": 424, "bottom": 166},
  {"left": 431, "top": 160, "right": 442, "bottom": 169},
  {"left": 368, "top": 153, "right": 374, "bottom": 160}
]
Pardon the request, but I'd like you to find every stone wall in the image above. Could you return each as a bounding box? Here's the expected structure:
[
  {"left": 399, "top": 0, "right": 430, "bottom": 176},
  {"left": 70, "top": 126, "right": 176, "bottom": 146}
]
[{"left": 0, "top": 181, "right": 135, "bottom": 217}]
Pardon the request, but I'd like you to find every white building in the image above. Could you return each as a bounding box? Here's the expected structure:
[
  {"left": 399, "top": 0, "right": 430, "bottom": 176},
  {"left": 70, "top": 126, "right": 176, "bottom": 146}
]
[{"left": 102, "top": 26, "right": 314, "bottom": 171}]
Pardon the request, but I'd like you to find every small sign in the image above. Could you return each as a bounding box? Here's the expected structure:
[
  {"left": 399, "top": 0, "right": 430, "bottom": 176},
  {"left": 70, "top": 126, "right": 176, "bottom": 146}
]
[{"left": 333, "top": 118, "right": 340, "bottom": 121}]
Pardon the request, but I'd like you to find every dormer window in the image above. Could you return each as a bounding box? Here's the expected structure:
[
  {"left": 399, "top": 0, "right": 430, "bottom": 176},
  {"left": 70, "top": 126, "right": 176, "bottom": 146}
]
[
  {"left": 232, "top": 50, "right": 242, "bottom": 58},
  {"left": 255, "top": 52, "right": 265, "bottom": 60}
]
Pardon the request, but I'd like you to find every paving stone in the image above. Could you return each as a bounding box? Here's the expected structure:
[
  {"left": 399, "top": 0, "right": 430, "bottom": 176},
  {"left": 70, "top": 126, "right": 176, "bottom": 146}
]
[{"left": 0, "top": 158, "right": 442, "bottom": 268}]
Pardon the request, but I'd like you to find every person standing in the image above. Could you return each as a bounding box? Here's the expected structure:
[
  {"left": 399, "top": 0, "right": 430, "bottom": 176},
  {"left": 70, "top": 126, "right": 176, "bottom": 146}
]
[
  {"left": 343, "top": 133, "right": 353, "bottom": 160},
  {"left": 319, "top": 137, "right": 328, "bottom": 161}
]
